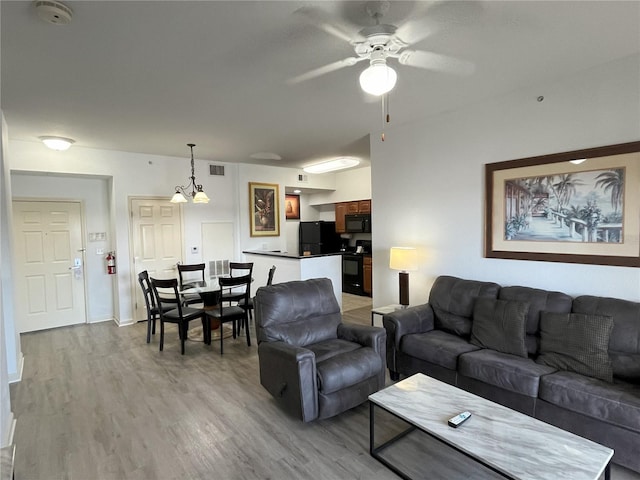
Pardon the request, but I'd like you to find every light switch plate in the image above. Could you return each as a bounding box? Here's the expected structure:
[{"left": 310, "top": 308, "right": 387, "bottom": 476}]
[{"left": 191, "top": 246, "right": 199, "bottom": 254}]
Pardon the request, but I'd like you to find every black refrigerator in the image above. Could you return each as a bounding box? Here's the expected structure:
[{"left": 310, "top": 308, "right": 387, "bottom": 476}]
[{"left": 299, "top": 221, "right": 341, "bottom": 255}]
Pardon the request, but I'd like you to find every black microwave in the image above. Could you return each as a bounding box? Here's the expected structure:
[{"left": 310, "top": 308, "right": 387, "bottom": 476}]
[{"left": 345, "top": 214, "right": 371, "bottom": 233}]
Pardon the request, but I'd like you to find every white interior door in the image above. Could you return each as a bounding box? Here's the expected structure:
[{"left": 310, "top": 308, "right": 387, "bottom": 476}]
[
  {"left": 13, "top": 200, "right": 87, "bottom": 333},
  {"left": 130, "top": 198, "right": 183, "bottom": 322}
]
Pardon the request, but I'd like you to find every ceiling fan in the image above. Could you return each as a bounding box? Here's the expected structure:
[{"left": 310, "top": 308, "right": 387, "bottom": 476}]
[{"left": 288, "top": 1, "right": 476, "bottom": 96}]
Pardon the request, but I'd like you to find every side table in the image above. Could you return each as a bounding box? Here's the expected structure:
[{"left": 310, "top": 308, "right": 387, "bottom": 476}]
[{"left": 371, "top": 304, "right": 407, "bottom": 326}]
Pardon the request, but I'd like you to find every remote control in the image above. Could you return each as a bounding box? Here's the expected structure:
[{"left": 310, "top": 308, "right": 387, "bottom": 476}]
[{"left": 448, "top": 411, "right": 472, "bottom": 428}]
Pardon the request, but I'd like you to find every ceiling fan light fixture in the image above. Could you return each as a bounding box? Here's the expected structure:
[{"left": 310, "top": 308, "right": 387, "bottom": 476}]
[
  {"left": 303, "top": 157, "right": 360, "bottom": 174},
  {"left": 359, "top": 60, "right": 397, "bottom": 96},
  {"left": 40, "top": 136, "right": 75, "bottom": 151}
]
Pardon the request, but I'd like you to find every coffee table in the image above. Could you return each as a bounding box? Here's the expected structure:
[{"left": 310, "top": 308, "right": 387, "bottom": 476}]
[{"left": 369, "top": 374, "right": 613, "bottom": 480}]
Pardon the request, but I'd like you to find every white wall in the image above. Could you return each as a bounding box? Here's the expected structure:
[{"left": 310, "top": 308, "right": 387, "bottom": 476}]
[
  {"left": 372, "top": 54, "right": 640, "bottom": 307},
  {"left": 1, "top": 113, "right": 19, "bottom": 448},
  {"left": 309, "top": 166, "right": 372, "bottom": 205},
  {"left": 11, "top": 174, "right": 114, "bottom": 323},
  {"left": 8, "top": 142, "right": 340, "bottom": 324}
]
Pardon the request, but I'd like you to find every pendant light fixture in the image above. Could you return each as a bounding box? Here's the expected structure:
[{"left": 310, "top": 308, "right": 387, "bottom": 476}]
[{"left": 171, "top": 143, "right": 210, "bottom": 204}]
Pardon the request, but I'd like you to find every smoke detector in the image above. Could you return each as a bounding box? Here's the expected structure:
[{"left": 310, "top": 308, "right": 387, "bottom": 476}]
[{"left": 34, "top": 0, "right": 73, "bottom": 25}]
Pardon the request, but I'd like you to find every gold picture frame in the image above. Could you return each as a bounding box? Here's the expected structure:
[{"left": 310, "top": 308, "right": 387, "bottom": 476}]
[
  {"left": 285, "top": 194, "right": 300, "bottom": 220},
  {"left": 485, "top": 141, "right": 640, "bottom": 267},
  {"left": 249, "top": 182, "right": 280, "bottom": 237}
]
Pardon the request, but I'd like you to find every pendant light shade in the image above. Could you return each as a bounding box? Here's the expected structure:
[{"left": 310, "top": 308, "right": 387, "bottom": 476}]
[{"left": 171, "top": 191, "right": 188, "bottom": 203}]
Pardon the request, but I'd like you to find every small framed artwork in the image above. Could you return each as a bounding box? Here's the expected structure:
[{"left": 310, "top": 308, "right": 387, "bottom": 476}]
[
  {"left": 285, "top": 194, "right": 300, "bottom": 220},
  {"left": 485, "top": 141, "right": 640, "bottom": 267},
  {"left": 249, "top": 182, "right": 280, "bottom": 237}
]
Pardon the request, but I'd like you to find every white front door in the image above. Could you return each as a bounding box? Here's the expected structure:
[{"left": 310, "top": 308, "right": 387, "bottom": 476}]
[
  {"left": 13, "top": 200, "right": 87, "bottom": 332},
  {"left": 130, "top": 198, "right": 183, "bottom": 322}
]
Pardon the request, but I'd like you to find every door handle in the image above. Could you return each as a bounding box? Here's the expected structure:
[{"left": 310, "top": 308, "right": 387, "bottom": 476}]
[{"left": 68, "top": 266, "right": 81, "bottom": 270}]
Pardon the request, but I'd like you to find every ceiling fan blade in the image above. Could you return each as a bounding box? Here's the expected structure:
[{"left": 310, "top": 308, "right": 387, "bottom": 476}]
[
  {"left": 394, "top": 17, "right": 440, "bottom": 46},
  {"left": 293, "top": 6, "right": 361, "bottom": 44},
  {"left": 397, "top": 50, "right": 475, "bottom": 76},
  {"left": 287, "top": 57, "right": 362, "bottom": 85}
]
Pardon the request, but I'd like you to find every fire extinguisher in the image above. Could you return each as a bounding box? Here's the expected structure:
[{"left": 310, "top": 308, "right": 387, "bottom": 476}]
[{"left": 106, "top": 251, "right": 116, "bottom": 275}]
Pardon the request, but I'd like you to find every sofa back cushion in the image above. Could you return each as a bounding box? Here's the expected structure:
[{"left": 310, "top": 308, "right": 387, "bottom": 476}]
[
  {"left": 470, "top": 298, "right": 529, "bottom": 358},
  {"left": 429, "top": 276, "right": 500, "bottom": 336},
  {"left": 572, "top": 295, "right": 640, "bottom": 381},
  {"left": 255, "top": 277, "right": 341, "bottom": 347},
  {"left": 499, "top": 286, "right": 573, "bottom": 355}
]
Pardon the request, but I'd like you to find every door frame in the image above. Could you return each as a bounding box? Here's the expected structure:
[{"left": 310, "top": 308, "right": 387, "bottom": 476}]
[
  {"left": 128, "top": 196, "right": 185, "bottom": 322},
  {"left": 12, "top": 197, "right": 89, "bottom": 330}
]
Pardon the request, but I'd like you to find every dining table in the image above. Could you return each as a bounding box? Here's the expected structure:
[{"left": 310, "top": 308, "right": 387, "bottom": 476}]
[{"left": 180, "top": 276, "right": 254, "bottom": 330}]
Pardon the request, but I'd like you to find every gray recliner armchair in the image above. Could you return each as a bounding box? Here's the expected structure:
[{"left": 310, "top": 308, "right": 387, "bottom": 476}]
[{"left": 254, "top": 278, "right": 386, "bottom": 422}]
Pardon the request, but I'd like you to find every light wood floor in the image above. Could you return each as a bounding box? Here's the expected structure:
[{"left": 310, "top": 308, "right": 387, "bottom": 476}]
[{"left": 10, "top": 296, "right": 638, "bottom": 480}]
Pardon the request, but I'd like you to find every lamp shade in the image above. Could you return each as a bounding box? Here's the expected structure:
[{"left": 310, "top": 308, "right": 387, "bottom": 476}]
[
  {"left": 359, "top": 63, "right": 397, "bottom": 96},
  {"left": 389, "top": 247, "right": 417, "bottom": 272}
]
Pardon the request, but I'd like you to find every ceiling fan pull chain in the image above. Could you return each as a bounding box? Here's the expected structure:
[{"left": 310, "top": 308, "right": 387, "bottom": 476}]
[{"left": 381, "top": 94, "right": 385, "bottom": 141}]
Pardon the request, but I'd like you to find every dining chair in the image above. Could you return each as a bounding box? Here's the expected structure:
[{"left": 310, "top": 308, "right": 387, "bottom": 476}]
[
  {"left": 150, "top": 277, "right": 208, "bottom": 354},
  {"left": 238, "top": 265, "right": 276, "bottom": 321},
  {"left": 138, "top": 270, "right": 173, "bottom": 343},
  {"left": 205, "top": 274, "right": 252, "bottom": 354},
  {"left": 177, "top": 263, "right": 206, "bottom": 306}
]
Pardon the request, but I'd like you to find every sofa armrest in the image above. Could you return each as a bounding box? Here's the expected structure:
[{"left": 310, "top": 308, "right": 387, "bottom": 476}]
[
  {"left": 382, "top": 304, "right": 434, "bottom": 377},
  {"left": 338, "top": 323, "right": 387, "bottom": 389},
  {"left": 257, "top": 341, "right": 318, "bottom": 422}
]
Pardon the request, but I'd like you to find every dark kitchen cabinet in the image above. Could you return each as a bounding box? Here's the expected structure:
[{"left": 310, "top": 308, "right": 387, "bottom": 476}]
[
  {"left": 335, "top": 203, "right": 348, "bottom": 233},
  {"left": 363, "top": 256, "right": 372, "bottom": 296},
  {"left": 335, "top": 199, "right": 371, "bottom": 233}
]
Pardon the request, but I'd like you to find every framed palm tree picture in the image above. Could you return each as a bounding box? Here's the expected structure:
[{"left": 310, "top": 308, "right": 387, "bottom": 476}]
[
  {"left": 249, "top": 182, "right": 280, "bottom": 237},
  {"left": 485, "top": 141, "right": 640, "bottom": 267}
]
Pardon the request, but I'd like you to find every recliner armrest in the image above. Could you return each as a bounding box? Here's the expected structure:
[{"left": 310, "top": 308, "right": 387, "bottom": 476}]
[
  {"left": 338, "top": 322, "right": 387, "bottom": 389},
  {"left": 338, "top": 323, "right": 385, "bottom": 351},
  {"left": 257, "top": 341, "right": 319, "bottom": 422}
]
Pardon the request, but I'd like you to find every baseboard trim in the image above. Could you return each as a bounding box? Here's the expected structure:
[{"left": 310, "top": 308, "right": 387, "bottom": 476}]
[
  {"left": 116, "top": 317, "right": 135, "bottom": 327},
  {"left": 8, "top": 352, "right": 24, "bottom": 384},
  {"left": 2, "top": 413, "right": 15, "bottom": 447}
]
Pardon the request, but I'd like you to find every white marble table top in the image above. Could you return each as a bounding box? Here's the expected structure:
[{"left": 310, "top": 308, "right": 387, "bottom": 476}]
[{"left": 369, "top": 374, "right": 613, "bottom": 480}]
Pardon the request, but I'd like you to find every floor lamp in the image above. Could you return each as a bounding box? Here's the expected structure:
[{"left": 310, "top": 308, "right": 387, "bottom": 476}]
[{"left": 389, "top": 247, "right": 417, "bottom": 308}]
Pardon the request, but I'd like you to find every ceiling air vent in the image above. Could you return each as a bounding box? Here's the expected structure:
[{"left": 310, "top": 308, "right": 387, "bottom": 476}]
[
  {"left": 298, "top": 174, "right": 308, "bottom": 183},
  {"left": 209, "top": 164, "right": 225, "bottom": 176}
]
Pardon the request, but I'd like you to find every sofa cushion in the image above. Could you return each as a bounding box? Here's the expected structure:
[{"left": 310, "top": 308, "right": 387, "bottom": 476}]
[
  {"left": 459, "top": 349, "right": 556, "bottom": 397},
  {"left": 470, "top": 298, "right": 529, "bottom": 358},
  {"left": 429, "top": 276, "right": 500, "bottom": 336},
  {"left": 499, "top": 286, "right": 573, "bottom": 356},
  {"left": 539, "top": 371, "right": 640, "bottom": 433},
  {"left": 401, "top": 330, "right": 481, "bottom": 370},
  {"left": 536, "top": 312, "right": 614, "bottom": 382},
  {"left": 572, "top": 295, "right": 640, "bottom": 381},
  {"left": 316, "top": 347, "right": 382, "bottom": 395},
  {"left": 307, "top": 338, "right": 361, "bottom": 363}
]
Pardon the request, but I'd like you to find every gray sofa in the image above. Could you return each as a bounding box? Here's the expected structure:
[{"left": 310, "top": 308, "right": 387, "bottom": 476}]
[
  {"left": 255, "top": 278, "right": 386, "bottom": 422},
  {"left": 383, "top": 275, "right": 640, "bottom": 472}
]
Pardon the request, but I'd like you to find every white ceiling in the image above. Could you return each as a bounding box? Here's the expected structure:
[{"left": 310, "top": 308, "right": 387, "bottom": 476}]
[{"left": 2, "top": 1, "right": 639, "bottom": 170}]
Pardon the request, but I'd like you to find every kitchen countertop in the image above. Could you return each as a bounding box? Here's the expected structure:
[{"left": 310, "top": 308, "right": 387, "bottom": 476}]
[{"left": 243, "top": 250, "right": 344, "bottom": 259}]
